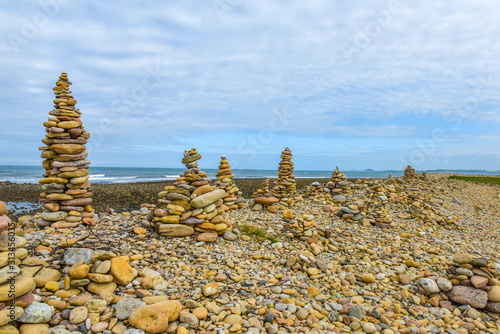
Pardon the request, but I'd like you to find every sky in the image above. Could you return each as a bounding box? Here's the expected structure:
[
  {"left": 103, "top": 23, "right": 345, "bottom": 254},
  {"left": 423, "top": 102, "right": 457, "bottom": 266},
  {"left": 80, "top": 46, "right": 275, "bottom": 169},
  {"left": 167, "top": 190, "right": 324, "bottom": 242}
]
[{"left": 0, "top": 0, "right": 499, "bottom": 171}]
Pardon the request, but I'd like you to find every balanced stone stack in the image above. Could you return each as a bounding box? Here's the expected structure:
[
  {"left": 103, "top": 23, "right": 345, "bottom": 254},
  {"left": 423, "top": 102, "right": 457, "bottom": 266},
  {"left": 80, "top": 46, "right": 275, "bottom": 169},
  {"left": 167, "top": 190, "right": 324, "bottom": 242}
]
[
  {"left": 404, "top": 164, "right": 416, "bottom": 178},
  {"left": 252, "top": 180, "right": 279, "bottom": 211},
  {"left": 38, "top": 73, "right": 93, "bottom": 228},
  {"left": 365, "top": 181, "right": 393, "bottom": 228},
  {"left": 152, "top": 148, "right": 231, "bottom": 239},
  {"left": 214, "top": 155, "right": 244, "bottom": 210},
  {"left": 445, "top": 253, "right": 500, "bottom": 313},
  {"left": 326, "top": 167, "right": 350, "bottom": 199},
  {"left": 272, "top": 147, "right": 297, "bottom": 207}
]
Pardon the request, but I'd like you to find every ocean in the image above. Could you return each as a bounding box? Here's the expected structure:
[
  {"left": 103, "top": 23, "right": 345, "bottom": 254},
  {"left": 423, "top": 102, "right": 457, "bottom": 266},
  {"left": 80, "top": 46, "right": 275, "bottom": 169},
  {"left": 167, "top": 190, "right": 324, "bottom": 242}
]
[{"left": 0, "top": 165, "right": 498, "bottom": 184}]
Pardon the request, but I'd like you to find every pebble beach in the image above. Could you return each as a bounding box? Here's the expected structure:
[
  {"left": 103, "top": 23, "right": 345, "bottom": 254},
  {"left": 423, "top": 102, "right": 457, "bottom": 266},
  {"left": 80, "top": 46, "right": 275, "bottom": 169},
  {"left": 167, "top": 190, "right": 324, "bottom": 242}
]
[{"left": 1, "top": 173, "right": 500, "bottom": 334}]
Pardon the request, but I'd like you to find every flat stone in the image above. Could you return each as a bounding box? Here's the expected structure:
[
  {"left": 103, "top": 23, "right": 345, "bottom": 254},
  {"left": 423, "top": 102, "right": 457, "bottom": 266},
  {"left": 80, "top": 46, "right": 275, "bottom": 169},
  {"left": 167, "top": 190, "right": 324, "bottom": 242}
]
[{"left": 447, "top": 286, "right": 488, "bottom": 309}]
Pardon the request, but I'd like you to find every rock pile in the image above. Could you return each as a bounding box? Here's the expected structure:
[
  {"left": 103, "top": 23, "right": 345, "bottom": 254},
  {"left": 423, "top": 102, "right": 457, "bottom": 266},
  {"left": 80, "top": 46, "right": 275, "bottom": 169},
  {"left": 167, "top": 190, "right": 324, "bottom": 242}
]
[
  {"left": 445, "top": 253, "right": 500, "bottom": 313},
  {"left": 0, "top": 214, "right": 40, "bottom": 330},
  {"left": 336, "top": 198, "right": 368, "bottom": 224},
  {"left": 302, "top": 181, "right": 328, "bottom": 202},
  {"left": 252, "top": 180, "right": 279, "bottom": 211},
  {"left": 272, "top": 148, "right": 297, "bottom": 207},
  {"left": 388, "top": 176, "right": 456, "bottom": 226},
  {"left": 38, "top": 73, "right": 93, "bottom": 228},
  {"left": 214, "top": 155, "right": 244, "bottom": 210},
  {"left": 151, "top": 148, "right": 232, "bottom": 240}
]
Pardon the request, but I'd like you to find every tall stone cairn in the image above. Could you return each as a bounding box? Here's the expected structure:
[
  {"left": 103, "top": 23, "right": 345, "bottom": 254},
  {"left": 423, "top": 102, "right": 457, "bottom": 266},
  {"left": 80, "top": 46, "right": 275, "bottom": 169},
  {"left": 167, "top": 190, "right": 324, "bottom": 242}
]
[
  {"left": 38, "top": 72, "right": 93, "bottom": 228},
  {"left": 152, "top": 148, "right": 232, "bottom": 240},
  {"left": 272, "top": 147, "right": 297, "bottom": 207},
  {"left": 214, "top": 155, "right": 244, "bottom": 210}
]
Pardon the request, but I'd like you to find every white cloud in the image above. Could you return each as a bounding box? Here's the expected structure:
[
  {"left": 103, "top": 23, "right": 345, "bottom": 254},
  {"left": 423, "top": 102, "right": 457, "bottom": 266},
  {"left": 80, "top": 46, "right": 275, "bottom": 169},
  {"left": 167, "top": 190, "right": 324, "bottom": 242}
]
[{"left": 0, "top": 0, "right": 499, "bottom": 168}]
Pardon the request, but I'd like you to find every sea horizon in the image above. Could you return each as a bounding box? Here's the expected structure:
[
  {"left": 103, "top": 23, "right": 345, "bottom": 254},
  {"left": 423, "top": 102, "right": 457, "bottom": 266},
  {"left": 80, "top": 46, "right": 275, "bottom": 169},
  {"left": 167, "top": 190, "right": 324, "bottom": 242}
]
[{"left": 1, "top": 165, "right": 498, "bottom": 185}]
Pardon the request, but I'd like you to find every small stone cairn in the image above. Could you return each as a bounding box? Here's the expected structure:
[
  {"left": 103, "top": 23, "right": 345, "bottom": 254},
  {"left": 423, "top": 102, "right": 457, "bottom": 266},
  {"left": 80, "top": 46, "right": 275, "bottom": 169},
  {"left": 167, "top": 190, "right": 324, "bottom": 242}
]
[
  {"left": 151, "top": 148, "right": 231, "bottom": 239},
  {"left": 326, "top": 167, "right": 350, "bottom": 198},
  {"left": 365, "top": 180, "right": 393, "bottom": 228},
  {"left": 252, "top": 180, "right": 279, "bottom": 211},
  {"left": 214, "top": 155, "right": 244, "bottom": 210},
  {"left": 38, "top": 72, "right": 93, "bottom": 228},
  {"left": 404, "top": 164, "right": 416, "bottom": 178},
  {"left": 272, "top": 148, "right": 297, "bottom": 208}
]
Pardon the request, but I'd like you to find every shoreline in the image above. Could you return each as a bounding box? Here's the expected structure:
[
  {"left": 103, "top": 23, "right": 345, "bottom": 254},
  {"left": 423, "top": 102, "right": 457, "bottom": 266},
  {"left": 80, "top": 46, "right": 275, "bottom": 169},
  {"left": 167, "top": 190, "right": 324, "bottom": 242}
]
[
  {"left": 3, "top": 173, "right": 499, "bottom": 217},
  {"left": 0, "top": 178, "right": 335, "bottom": 216}
]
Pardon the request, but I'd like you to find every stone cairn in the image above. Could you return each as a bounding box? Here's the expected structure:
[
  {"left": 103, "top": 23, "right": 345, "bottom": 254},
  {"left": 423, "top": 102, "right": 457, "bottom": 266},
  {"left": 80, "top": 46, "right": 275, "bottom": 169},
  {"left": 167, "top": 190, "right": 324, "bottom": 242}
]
[
  {"left": 272, "top": 147, "right": 297, "bottom": 207},
  {"left": 0, "top": 201, "right": 41, "bottom": 329},
  {"left": 365, "top": 180, "right": 393, "bottom": 228},
  {"left": 151, "top": 148, "right": 231, "bottom": 240},
  {"left": 303, "top": 167, "right": 351, "bottom": 203},
  {"left": 404, "top": 164, "right": 416, "bottom": 178},
  {"left": 327, "top": 167, "right": 350, "bottom": 197},
  {"left": 252, "top": 180, "right": 279, "bottom": 211},
  {"left": 38, "top": 73, "right": 93, "bottom": 228},
  {"left": 214, "top": 155, "right": 244, "bottom": 210}
]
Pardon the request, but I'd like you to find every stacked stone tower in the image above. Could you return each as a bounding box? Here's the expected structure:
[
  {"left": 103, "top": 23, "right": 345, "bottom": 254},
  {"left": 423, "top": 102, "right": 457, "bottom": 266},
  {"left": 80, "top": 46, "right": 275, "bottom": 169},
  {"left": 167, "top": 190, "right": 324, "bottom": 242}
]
[
  {"left": 38, "top": 73, "right": 93, "bottom": 228},
  {"left": 152, "top": 148, "right": 232, "bottom": 239},
  {"left": 214, "top": 155, "right": 244, "bottom": 210},
  {"left": 272, "top": 147, "right": 297, "bottom": 207}
]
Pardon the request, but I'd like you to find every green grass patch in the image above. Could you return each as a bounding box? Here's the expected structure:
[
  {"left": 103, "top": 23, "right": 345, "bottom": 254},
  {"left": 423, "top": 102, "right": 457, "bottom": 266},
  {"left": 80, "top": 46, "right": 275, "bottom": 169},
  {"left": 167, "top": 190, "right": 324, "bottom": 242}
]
[
  {"left": 237, "top": 224, "right": 279, "bottom": 243},
  {"left": 449, "top": 175, "right": 500, "bottom": 185}
]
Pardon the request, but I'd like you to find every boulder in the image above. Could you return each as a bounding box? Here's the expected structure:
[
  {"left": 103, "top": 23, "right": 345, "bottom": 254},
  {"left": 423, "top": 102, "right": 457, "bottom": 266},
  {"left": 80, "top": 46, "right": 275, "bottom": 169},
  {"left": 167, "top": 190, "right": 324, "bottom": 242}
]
[
  {"left": 447, "top": 285, "right": 488, "bottom": 309},
  {"left": 128, "top": 300, "right": 181, "bottom": 333}
]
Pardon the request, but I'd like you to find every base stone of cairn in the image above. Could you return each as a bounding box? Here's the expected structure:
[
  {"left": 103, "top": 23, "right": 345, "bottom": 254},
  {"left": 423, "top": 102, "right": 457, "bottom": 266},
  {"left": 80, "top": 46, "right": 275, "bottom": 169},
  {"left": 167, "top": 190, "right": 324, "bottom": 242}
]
[
  {"left": 272, "top": 147, "right": 297, "bottom": 208},
  {"left": 215, "top": 155, "right": 244, "bottom": 210},
  {"left": 252, "top": 179, "right": 279, "bottom": 211},
  {"left": 151, "top": 148, "right": 232, "bottom": 240},
  {"left": 37, "top": 73, "right": 93, "bottom": 228},
  {"left": 0, "top": 200, "right": 39, "bottom": 328}
]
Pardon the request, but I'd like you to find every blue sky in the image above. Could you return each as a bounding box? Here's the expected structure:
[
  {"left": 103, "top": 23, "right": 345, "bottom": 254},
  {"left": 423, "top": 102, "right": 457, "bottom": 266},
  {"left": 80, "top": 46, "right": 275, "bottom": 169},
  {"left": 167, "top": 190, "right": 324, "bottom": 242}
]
[{"left": 1, "top": 0, "right": 499, "bottom": 171}]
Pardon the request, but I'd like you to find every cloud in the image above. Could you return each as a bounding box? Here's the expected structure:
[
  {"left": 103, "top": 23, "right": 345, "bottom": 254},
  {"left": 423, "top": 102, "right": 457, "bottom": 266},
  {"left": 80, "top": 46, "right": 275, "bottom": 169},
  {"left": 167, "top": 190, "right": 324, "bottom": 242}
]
[{"left": 0, "top": 0, "right": 499, "bottom": 169}]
